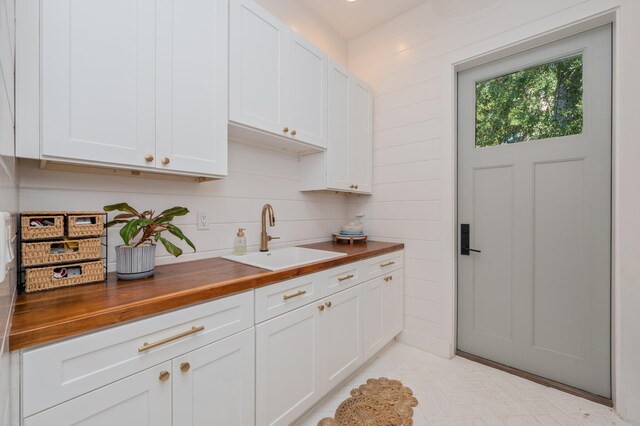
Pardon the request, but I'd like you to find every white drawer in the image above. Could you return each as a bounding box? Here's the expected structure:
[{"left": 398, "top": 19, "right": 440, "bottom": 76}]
[
  {"left": 22, "top": 291, "right": 254, "bottom": 417},
  {"left": 321, "top": 262, "right": 362, "bottom": 297},
  {"left": 362, "top": 251, "right": 403, "bottom": 281},
  {"left": 255, "top": 273, "right": 322, "bottom": 323}
]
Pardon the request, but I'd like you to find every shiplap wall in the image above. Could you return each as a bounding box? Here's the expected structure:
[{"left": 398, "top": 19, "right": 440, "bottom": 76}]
[
  {"left": 347, "top": 0, "right": 640, "bottom": 421},
  {"left": 19, "top": 142, "right": 349, "bottom": 271},
  {"left": 0, "top": 0, "right": 16, "bottom": 424}
]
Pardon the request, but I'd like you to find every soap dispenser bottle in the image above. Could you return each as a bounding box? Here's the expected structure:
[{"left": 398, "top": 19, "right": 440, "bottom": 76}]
[{"left": 234, "top": 228, "right": 247, "bottom": 255}]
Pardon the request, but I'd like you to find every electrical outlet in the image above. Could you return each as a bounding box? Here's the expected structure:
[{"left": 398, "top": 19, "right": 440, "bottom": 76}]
[{"left": 197, "top": 211, "right": 210, "bottom": 230}]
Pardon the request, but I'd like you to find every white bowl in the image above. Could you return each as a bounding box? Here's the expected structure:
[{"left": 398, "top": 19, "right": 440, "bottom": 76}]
[{"left": 341, "top": 224, "right": 364, "bottom": 233}]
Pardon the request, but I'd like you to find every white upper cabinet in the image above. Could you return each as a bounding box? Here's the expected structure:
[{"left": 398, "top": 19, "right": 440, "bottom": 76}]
[
  {"left": 155, "top": 0, "right": 228, "bottom": 176},
  {"left": 229, "top": 0, "right": 288, "bottom": 136},
  {"left": 18, "top": 0, "right": 228, "bottom": 178},
  {"left": 287, "top": 31, "right": 327, "bottom": 148},
  {"left": 40, "top": 0, "right": 157, "bottom": 169},
  {"left": 300, "top": 60, "right": 373, "bottom": 194},
  {"left": 229, "top": 0, "right": 327, "bottom": 151}
]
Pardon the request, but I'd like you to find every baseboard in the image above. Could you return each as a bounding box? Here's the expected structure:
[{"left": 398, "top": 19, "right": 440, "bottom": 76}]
[{"left": 397, "top": 330, "right": 452, "bottom": 358}]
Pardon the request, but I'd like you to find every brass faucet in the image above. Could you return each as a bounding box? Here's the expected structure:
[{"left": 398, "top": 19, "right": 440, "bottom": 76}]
[{"left": 260, "top": 204, "right": 279, "bottom": 252}]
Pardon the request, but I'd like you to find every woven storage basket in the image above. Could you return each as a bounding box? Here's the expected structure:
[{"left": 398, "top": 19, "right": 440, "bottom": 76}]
[
  {"left": 21, "top": 238, "right": 102, "bottom": 267},
  {"left": 24, "top": 260, "right": 105, "bottom": 293},
  {"left": 21, "top": 215, "right": 64, "bottom": 241},
  {"left": 67, "top": 213, "right": 105, "bottom": 238}
]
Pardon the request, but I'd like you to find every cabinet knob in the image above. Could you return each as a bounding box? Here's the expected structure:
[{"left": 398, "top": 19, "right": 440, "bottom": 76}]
[
  {"left": 325, "top": 301, "right": 332, "bottom": 308},
  {"left": 355, "top": 185, "right": 359, "bottom": 189},
  {"left": 291, "top": 130, "right": 297, "bottom": 136},
  {"left": 144, "top": 154, "right": 154, "bottom": 162},
  {"left": 161, "top": 157, "right": 170, "bottom": 165},
  {"left": 350, "top": 185, "right": 355, "bottom": 189},
  {"left": 159, "top": 371, "right": 171, "bottom": 382},
  {"left": 318, "top": 304, "right": 325, "bottom": 312},
  {"left": 283, "top": 127, "right": 289, "bottom": 133},
  {"left": 180, "top": 362, "right": 191, "bottom": 373}
]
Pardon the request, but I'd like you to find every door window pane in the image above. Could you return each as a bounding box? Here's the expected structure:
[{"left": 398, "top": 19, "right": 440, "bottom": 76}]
[{"left": 475, "top": 55, "right": 583, "bottom": 147}]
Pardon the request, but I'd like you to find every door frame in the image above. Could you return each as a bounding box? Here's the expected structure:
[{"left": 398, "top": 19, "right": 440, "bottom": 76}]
[{"left": 441, "top": 7, "right": 619, "bottom": 406}]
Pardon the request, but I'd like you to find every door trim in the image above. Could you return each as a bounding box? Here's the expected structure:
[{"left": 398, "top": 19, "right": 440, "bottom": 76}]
[{"left": 440, "top": 7, "right": 619, "bottom": 407}]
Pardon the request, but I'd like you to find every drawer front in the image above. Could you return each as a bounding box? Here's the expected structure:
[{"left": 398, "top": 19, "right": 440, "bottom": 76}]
[
  {"left": 321, "top": 262, "right": 362, "bottom": 297},
  {"left": 362, "top": 251, "right": 403, "bottom": 281},
  {"left": 255, "top": 273, "right": 321, "bottom": 323},
  {"left": 22, "top": 291, "right": 254, "bottom": 417}
]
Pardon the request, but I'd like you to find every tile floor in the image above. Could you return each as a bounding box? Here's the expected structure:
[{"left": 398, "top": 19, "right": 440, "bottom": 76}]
[{"left": 295, "top": 342, "right": 629, "bottom": 426}]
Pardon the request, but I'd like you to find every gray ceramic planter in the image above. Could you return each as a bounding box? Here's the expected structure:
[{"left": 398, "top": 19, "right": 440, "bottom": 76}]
[{"left": 115, "top": 244, "right": 156, "bottom": 280}]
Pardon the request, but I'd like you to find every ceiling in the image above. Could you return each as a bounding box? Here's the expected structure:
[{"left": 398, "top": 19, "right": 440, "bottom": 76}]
[{"left": 298, "top": 0, "right": 428, "bottom": 41}]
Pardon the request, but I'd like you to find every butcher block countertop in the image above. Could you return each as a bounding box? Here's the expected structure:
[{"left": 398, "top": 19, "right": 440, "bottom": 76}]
[{"left": 10, "top": 241, "right": 404, "bottom": 351}]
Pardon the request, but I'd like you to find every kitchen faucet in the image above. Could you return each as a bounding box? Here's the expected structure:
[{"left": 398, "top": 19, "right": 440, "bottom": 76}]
[{"left": 260, "top": 204, "right": 279, "bottom": 252}]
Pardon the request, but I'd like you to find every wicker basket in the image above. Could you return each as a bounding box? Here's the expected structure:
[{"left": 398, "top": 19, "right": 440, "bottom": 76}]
[
  {"left": 23, "top": 260, "right": 105, "bottom": 293},
  {"left": 67, "top": 213, "right": 105, "bottom": 238},
  {"left": 21, "top": 215, "right": 64, "bottom": 241},
  {"left": 21, "top": 238, "right": 102, "bottom": 267}
]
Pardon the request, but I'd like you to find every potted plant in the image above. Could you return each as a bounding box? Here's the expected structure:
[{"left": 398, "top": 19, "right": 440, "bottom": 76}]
[{"left": 104, "top": 203, "right": 196, "bottom": 280}]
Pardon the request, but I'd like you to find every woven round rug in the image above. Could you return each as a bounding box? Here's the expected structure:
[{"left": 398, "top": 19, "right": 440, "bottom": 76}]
[{"left": 317, "top": 377, "right": 418, "bottom": 426}]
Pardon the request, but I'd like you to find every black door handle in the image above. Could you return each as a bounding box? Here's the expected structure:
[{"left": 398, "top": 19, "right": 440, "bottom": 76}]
[{"left": 461, "top": 224, "right": 481, "bottom": 255}]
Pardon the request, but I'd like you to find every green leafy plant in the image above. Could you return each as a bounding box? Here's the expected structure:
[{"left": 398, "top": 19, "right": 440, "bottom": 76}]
[{"left": 104, "top": 202, "right": 196, "bottom": 257}]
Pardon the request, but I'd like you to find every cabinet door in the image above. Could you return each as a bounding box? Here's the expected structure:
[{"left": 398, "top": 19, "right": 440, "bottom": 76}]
[
  {"left": 40, "top": 0, "right": 156, "bottom": 168},
  {"left": 321, "top": 285, "right": 364, "bottom": 393},
  {"left": 173, "top": 328, "right": 255, "bottom": 426},
  {"left": 383, "top": 269, "right": 404, "bottom": 341},
  {"left": 229, "top": 0, "right": 288, "bottom": 135},
  {"left": 363, "top": 276, "right": 385, "bottom": 361},
  {"left": 288, "top": 31, "right": 327, "bottom": 148},
  {"left": 24, "top": 362, "right": 172, "bottom": 426},
  {"left": 256, "top": 303, "right": 322, "bottom": 426},
  {"left": 326, "top": 60, "right": 350, "bottom": 191},
  {"left": 155, "top": 0, "right": 228, "bottom": 176},
  {"left": 348, "top": 78, "right": 373, "bottom": 194}
]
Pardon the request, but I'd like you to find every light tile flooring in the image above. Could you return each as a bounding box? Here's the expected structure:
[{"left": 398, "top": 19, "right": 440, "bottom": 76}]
[{"left": 295, "top": 342, "right": 629, "bottom": 426}]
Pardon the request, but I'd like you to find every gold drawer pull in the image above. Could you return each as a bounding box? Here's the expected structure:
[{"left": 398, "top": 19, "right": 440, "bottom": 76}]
[
  {"left": 380, "top": 261, "right": 395, "bottom": 267},
  {"left": 338, "top": 274, "right": 354, "bottom": 282},
  {"left": 138, "top": 326, "right": 205, "bottom": 352},
  {"left": 283, "top": 290, "right": 307, "bottom": 301}
]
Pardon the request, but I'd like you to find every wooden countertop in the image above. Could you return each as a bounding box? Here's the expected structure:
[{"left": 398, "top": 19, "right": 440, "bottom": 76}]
[{"left": 10, "top": 241, "right": 403, "bottom": 350}]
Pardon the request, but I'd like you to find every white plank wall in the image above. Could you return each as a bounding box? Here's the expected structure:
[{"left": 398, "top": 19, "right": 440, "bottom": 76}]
[
  {"left": 0, "top": 0, "right": 16, "bottom": 424},
  {"left": 19, "top": 142, "right": 349, "bottom": 271}
]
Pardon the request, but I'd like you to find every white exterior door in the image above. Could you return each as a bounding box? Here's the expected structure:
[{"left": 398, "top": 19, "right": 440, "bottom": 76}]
[
  {"left": 40, "top": 0, "right": 156, "bottom": 168},
  {"left": 172, "top": 329, "right": 255, "bottom": 426},
  {"left": 321, "top": 285, "right": 364, "bottom": 392},
  {"left": 155, "top": 0, "right": 228, "bottom": 176},
  {"left": 326, "top": 60, "right": 350, "bottom": 191},
  {"left": 348, "top": 78, "right": 373, "bottom": 193},
  {"left": 24, "top": 362, "right": 172, "bottom": 426},
  {"left": 287, "top": 31, "right": 327, "bottom": 148},
  {"left": 457, "top": 25, "right": 612, "bottom": 397},
  {"left": 229, "top": 0, "right": 288, "bottom": 136},
  {"left": 256, "top": 303, "right": 322, "bottom": 426}
]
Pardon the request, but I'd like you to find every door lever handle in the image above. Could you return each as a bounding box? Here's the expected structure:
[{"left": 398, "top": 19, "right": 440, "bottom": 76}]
[
  {"left": 461, "top": 224, "right": 482, "bottom": 255},
  {"left": 463, "top": 247, "right": 481, "bottom": 253}
]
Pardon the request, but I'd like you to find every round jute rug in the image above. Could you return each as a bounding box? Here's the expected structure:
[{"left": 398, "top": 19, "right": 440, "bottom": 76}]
[{"left": 317, "top": 377, "right": 419, "bottom": 426}]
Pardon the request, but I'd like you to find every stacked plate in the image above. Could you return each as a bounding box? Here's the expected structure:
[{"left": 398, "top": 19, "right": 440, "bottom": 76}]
[{"left": 339, "top": 224, "right": 364, "bottom": 236}]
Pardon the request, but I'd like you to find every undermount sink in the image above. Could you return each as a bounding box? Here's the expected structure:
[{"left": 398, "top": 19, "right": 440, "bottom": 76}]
[{"left": 222, "top": 247, "right": 347, "bottom": 271}]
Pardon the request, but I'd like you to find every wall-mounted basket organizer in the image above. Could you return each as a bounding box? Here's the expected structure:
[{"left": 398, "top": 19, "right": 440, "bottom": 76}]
[{"left": 17, "top": 212, "right": 108, "bottom": 293}]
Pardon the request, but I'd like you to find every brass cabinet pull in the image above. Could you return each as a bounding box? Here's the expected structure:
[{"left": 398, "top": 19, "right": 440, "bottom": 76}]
[
  {"left": 355, "top": 185, "right": 359, "bottom": 189},
  {"left": 161, "top": 157, "right": 170, "bottom": 165},
  {"left": 291, "top": 130, "right": 297, "bottom": 136},
  {"left": 380, "top": 261, "right": 395, "bottom": 267},
  {"left": 325, "top": 301, "right": 332, "bottom": 308},
  {"left": 180, "top": 362, "right": 191, "bottom": 373},
  {"left": 144, "top": 154, "right": 154, "bottom": 162},
  {"left": 283, "top": 127, "right": 289, "bottom": 133},
  {"left": 338, "top": 274, "right": 354, "bottom": 282},
  {"left": 283, "top": 290, "right": 306, "bottom": 301},
  {"left": 159, "top": 371, "right": 171, "bottom": 382},
  {"left": 318, "top": 304, "right": 325, "bottom": 311},
  {"left": 384, "top": 276, "right": 393, "bottom": 282},
  {"left": 349, "top": 185, "right": 355, "bottom": 189},
  {"left": 138, "top": 326, "right": 205, "bottom": 352}
]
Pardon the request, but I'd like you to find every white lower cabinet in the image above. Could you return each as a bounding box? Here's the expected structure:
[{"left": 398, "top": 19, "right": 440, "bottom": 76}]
[
  {"left": 364, "top": 269, "right": 404, "bottom": 361},
  {"left": 173, "top": 328, "right": 255, "bottom": 426},
  {"left": 24, "top": 362, "right": 173, "bottom": 426},
  {"left": 256, "top": 302, "right": 323, "bottom": 426}
]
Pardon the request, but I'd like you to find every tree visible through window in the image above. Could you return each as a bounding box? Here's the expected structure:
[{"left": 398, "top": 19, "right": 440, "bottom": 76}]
[{"left": 475, "top": 55, "right": 583, "bottom": 147}]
